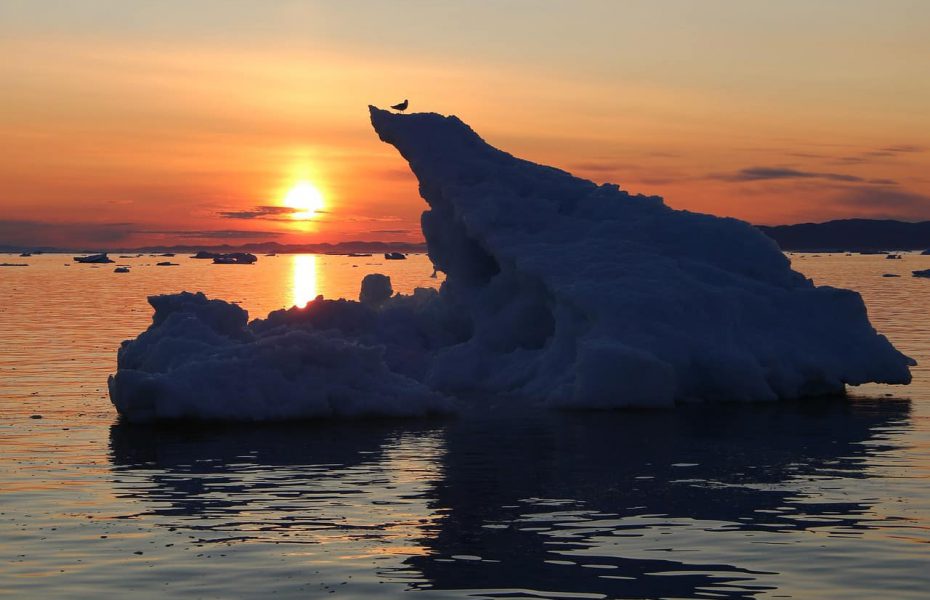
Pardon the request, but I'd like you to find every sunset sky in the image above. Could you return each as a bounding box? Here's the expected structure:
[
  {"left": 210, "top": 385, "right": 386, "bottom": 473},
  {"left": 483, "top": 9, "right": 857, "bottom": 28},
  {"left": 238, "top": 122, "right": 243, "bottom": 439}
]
[{"left": 2, "top": 0, "right": 928, "bottom": 248}]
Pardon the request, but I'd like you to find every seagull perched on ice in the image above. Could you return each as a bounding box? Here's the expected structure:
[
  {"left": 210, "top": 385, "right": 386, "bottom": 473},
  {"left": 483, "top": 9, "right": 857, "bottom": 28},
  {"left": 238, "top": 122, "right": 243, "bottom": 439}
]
[{"left": 391, "top": 99, "right": 408, "bottom": 112}]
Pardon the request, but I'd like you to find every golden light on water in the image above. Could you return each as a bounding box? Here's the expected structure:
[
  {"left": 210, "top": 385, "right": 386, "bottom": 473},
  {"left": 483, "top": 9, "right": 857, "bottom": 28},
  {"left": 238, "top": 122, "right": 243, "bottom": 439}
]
[
  {"left": 292, "top": 254, "right": 317, "bottom": 308},
  {"left": 283, "top": 181, "right": 325, "bottom": 220}
]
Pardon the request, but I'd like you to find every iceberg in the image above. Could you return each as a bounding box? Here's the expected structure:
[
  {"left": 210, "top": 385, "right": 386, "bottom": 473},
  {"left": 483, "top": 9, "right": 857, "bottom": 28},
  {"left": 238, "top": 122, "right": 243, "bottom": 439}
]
[
  {"left": 213, "top": 252, "right": 258, "bottom": 265},
  {"left": 74, "top": 253, "right": 114, "bottom": 264},
  {"left": 108, "top": 106, "right": 913, "bottom": 422}
]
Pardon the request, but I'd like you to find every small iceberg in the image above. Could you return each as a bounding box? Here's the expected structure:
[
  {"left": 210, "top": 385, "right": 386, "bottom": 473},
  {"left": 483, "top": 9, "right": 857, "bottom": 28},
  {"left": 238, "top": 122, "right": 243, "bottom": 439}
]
[
  {"left": 882, "top": 273, "right": 900, "bottom": 278},
  {"left": 114, "top": 266, "right": 130, "bottom": 273},
  {"left": 384, "top": 252, "right": 407, "bottom": 260},
  {"left": 74, "top": 253, "right": 114, "bottom": 264},
  {"left": 886, "top": 254, "right": 903, "bottom": 260},
  {"left": 213, "top": 252, "right": 257, "bottom": 265},
  {"left": 156, "top": 261, "right": 178, "bottom": 267},
  {"left": 912, "top": 269, "right": 930, "bottom": 278},
  {"left": 191, "top": 250, "right": 222, "bottom": 259}
]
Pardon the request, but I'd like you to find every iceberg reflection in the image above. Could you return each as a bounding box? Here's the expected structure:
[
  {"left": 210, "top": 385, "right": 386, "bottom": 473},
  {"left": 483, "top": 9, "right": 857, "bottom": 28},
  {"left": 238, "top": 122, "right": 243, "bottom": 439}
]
[{"left": 108, "top": 397, "right": 912, "bottom": 598}]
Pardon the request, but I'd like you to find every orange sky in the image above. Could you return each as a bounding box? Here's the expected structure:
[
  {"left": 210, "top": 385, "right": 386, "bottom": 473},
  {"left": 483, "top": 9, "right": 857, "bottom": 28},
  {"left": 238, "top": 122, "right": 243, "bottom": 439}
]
[{"left": 1, "top": 1, "right": 929, "bottom": 248}]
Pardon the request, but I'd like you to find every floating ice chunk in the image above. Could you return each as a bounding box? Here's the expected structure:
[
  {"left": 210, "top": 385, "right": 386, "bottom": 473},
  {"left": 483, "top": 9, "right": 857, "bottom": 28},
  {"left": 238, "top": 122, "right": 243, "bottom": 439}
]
[
  {"left": 912, "top": 269, "right": 930, "bottom": 278},
  {"left": 74, "top": 253, "right": 113, "bottom": 263},
  {"left": 359, "top": 273, "right": 393, "bottom": 305},
  {"left": 213, "top": 252, "right": 257, "bottom": 264}
]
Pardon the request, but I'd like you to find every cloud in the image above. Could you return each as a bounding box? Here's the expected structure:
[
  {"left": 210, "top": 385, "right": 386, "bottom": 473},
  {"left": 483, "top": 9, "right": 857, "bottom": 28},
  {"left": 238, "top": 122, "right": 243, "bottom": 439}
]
[
  {"left": 833, "top": 144, "right": 923, "bottom": 164},
  {"left": 832, "top": 187, "right": 930, "bottom": 216},
  {"left": 0, "top": 220, "right": 136, "bottom": 248},
  {"left": 715, "top": 167, "right": 866, "bottom": 183},
  {"left": 0, "top": 220, "right": 287, "bottom": 248},
  {"left": 786, "top": 152, "right": 827, "bottom": 159},
  {"left": 144, "top": 229, "right": 284, "bottom": 239},
  {"left": 218, "top": 205, "right": 299, "bottom": 220},
  {"left": 570, "top": 161, "right": 625, "bottom": 173},
  {"left": 880, "top": 144, "right": 923, "bottom": 154}
]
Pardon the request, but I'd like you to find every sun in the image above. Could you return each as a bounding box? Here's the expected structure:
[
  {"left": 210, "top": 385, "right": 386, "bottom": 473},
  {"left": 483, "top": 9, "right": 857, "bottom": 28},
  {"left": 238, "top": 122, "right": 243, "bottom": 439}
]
[{"left": 283, "top": 182, "right": 325, "bottom": 220}]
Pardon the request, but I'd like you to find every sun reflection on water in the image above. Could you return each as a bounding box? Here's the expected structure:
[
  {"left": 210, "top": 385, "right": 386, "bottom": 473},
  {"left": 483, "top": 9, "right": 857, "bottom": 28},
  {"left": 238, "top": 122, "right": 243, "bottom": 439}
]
[{"left": 291, "top": 254, "right": 317, "bottom": 308}]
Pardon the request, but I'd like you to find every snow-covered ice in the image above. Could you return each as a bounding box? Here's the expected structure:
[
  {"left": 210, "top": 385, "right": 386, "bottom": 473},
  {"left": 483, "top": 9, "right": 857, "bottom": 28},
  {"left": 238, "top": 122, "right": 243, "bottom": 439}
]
[
  {"left": 359, "top": 273, "right": 393, "bottom": 305},
  {"left": 108, "top": 292, "right": 451, "bottom": 422},
  {"left": 108, "top": 107, "right": 914, "bottom": 422}
]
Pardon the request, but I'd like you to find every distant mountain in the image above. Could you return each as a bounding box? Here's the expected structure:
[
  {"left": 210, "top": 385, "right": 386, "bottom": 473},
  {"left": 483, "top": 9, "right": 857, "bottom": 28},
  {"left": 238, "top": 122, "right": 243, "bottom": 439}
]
[
  {"left": 758, "top": 219, "right": 930, "bottom": 252},
  {"left": 7, "top": 220, "right": 929, "bottom": 254},
  {"left": 0, "top": 240, "right": 427, "bottom": 255}
]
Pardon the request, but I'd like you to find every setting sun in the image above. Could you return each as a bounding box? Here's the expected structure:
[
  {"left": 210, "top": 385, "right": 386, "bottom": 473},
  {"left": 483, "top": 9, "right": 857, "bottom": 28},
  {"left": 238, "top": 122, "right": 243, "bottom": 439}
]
[{"left": 283, "top": 181, "right": 325, "bottom": 220}]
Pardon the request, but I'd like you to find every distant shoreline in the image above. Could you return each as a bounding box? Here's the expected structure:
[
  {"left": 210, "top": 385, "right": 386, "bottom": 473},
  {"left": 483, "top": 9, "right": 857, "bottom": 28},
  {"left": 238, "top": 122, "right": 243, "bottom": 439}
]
[
  {"left": 0, "top": 240, "right": 428, "bottom": 255},
  {"left": 6, "top": 218, "right": 930, "bottom": 254},
  {"left": 757, "top": 219, "right": 930, "bottom": 252}
]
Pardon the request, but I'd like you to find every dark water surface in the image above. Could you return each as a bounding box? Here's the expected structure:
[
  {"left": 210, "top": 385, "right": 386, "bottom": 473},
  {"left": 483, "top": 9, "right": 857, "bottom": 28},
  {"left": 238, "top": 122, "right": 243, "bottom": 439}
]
[{"left": 1, "top": 253, "right": 928, "bottom": 598}]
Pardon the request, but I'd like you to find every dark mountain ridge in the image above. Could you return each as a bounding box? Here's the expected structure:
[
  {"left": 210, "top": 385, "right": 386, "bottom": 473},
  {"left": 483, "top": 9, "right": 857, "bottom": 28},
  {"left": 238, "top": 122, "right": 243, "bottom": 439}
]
[{"left": 758, "top": 219, "right": 930, "bottom": 251}]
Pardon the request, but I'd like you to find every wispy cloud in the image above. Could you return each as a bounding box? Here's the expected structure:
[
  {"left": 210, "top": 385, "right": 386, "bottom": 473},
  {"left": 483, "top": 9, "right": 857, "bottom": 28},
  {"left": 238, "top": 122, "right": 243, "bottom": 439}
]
[
  {"left": 832, "top": 187, "right": 930, "bottom": 217},
  {"left": 218, "top": 206, "right": 299, "bottom": 220},
  {"left": 714, "top": 167, "right": 868, "bottom": 183},
  {"left": 145, "top": 229, "right": 284, "bottom": 239},
  {"left": 0, "top": 221, "right": 283, "bottom": 247},
  {"left": 0, "top": 220, "right": 136, "bottom": 247},
  {"left": 570, "top": 161, "right": 626, "bottom": 173},
  {"left": 834, "top": 144, "right": 923, "bottom": 164},
  {"left": 880, "top": 144, "right": 924, "bottom": 154}
]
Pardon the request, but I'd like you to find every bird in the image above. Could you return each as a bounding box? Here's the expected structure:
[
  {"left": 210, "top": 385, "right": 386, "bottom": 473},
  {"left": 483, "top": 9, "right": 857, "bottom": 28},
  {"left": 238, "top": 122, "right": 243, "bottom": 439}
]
[{"left": 391, "top": 99, "right": 408, "bottom": 112}]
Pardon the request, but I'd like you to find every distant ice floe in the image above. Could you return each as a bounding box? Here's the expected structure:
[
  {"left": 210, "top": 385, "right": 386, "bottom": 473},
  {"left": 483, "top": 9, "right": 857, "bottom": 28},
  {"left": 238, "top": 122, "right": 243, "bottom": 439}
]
[
  {"left": 213, "top": 252, "right": 257, "bottom": 265},
  {"left": 74, "top": 253, "right": 113, "bottom": 264},
  {"left": 108, "top": 107, "right": 914, "bottom": 422}
]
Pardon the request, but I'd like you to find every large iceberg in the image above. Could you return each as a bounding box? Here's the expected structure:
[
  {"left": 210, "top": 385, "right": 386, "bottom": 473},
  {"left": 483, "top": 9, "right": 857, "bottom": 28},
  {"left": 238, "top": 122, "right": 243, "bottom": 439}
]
[{"left": 108, "top": 107, "right": 913, "bottom": 422}]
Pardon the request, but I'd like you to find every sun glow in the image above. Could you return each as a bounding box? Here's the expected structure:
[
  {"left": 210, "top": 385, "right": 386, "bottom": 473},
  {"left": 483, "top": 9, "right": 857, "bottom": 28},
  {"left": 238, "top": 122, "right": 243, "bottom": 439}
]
[
  {"left": 283, "top": 182, "right": 325, "bottom": 220},
  {"left": 292, "top": 254, "right": 317, "bottom": 308}
]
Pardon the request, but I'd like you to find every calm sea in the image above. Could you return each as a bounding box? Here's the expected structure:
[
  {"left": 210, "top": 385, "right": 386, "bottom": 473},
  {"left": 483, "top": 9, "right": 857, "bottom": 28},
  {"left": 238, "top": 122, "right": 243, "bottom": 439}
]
[{"left": 1, "top": 252, "right": 928, "bottom": 599}]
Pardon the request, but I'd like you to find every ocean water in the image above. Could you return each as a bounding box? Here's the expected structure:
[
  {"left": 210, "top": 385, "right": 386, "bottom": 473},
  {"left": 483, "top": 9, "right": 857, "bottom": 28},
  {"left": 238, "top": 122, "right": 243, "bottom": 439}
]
[{"left": 0, "top": 252, "right": 928, "bottom": 599}]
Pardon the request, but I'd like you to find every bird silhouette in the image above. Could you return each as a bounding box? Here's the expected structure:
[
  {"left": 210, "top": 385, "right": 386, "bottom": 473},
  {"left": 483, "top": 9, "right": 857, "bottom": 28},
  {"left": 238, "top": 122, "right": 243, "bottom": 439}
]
[{"left": 391, "top": 99, "right": 408, "bottom": 112}]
